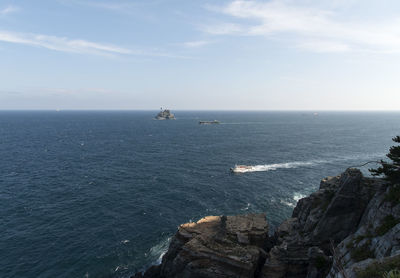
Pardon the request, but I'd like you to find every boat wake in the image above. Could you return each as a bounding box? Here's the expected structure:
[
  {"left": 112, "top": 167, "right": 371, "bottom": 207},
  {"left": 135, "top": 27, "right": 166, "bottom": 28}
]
[
  {"left": 232, "top": 152, "right": 387, "bottom": 173},
  {"left": 233, "top": 161, "right": 317, "bottom": 173}
]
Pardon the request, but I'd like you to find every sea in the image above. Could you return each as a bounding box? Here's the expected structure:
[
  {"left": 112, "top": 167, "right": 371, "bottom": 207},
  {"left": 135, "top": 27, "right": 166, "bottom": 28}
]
[{"left": 1, "top": 111, "right": 399, "bottom": 278}]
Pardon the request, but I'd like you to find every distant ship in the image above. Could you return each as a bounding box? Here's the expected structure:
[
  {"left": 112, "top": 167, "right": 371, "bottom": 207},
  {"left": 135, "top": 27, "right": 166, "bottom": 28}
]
[
  {"left": 230, "top": 165, "right": 253, "bottom": 173},
  {"left": 155, "top": 108, "right": 175, "bottom": 120},
  {"left": 199, "top": 120, "right": 220, "bottom": 124}
]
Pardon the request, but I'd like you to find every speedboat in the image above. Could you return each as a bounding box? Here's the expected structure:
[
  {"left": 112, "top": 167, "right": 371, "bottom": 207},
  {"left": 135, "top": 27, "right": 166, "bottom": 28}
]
[{"left": 230, "top": 165, "right": 253, "bottom": 173}]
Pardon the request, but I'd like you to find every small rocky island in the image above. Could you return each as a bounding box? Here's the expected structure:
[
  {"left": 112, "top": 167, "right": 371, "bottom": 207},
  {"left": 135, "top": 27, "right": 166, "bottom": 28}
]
[
  {"left": 155, "top": 109, "right": 175, "bottom": 120},
  {"left": 134, "top": 168, "right": 400, "bottom": 278}
]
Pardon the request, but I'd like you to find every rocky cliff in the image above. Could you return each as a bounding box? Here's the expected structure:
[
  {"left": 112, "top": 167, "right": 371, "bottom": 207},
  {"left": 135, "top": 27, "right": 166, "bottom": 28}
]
[{"left": 135, "top": 169, "right": 400, "bottom": 278}]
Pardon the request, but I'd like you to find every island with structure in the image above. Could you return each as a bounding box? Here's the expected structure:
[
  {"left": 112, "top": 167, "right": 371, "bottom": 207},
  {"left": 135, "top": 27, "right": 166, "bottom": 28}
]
[{"left": 155, "top": 108, "right": 175, "bottom": 120}]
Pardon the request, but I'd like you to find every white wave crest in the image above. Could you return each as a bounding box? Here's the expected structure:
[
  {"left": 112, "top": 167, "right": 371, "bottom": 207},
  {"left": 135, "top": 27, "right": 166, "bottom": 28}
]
[
  {"left": 150, "top": 237, "right": 171, "bottom": 265},
  {"left": 280, "top": 200, "right": 296, "bottom": 208},
  {"left": 293, "top": 193, "right": 306, "bottom": 202},
  {"left": 241, "top": 203, "right": 251, "bottom": 211},
  {"left": 280, "top": 192, "right": 307, "bottom": 208}
]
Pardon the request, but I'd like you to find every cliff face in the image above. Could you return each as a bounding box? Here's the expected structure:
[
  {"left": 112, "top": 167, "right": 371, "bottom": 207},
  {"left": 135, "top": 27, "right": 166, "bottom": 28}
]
[
  {"left": 135, "top": 169, "right": 400, "bottom": 278},
  {"left": 135, "top": 214, "right": 269, "bottom": 278}
]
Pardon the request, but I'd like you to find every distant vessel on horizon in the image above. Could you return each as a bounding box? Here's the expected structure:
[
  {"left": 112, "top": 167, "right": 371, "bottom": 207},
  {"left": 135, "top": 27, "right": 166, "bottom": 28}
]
[
  {"left": 155, "top": 108, "right": 175, "bottom": 120},
  {"left": 199, "top": 120, "right": 220, "bottom": 125}
]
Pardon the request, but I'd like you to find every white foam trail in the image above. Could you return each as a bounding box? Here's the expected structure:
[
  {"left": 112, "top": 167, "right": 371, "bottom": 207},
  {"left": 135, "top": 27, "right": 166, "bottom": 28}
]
[
  {"left": 234, "top": 152, "right": 387, "bottom": 174},
  {"left": 237, "top": 161, "right": 316, "bottom": 173}
]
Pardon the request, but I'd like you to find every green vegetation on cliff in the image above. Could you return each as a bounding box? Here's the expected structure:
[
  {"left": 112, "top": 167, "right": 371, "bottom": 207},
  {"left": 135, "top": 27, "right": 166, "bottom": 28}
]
[
  {"left": 350, "top": 239, "right": 375, "bottom": 262},
  {"left": 384, "top": 184, "right": 400, "bottom": 206},
  {"left": 370, "top": 136, "right": 400, "bottom": 184},
  {"left": 356, "top": 255, "right": 400, "bottom": 278},
  {"left": 375, "top": 215, "right": 400, "bottom": 236}
]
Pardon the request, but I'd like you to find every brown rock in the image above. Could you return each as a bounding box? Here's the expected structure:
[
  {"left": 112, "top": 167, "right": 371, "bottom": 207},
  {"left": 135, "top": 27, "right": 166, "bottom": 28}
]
[{"left": 142, "top": 213, "right": 269, "bottom": 278}]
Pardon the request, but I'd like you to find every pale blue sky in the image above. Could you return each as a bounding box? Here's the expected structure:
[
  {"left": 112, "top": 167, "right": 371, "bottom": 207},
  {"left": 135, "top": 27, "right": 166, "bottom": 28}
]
[{"left": 1, "top": 0, "right": 400, "bottom": 110}]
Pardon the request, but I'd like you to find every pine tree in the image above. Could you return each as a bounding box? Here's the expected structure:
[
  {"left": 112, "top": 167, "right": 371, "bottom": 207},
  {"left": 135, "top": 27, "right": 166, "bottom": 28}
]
[{"left": 370, "top": 136, "right": 400, "bottom": 184}]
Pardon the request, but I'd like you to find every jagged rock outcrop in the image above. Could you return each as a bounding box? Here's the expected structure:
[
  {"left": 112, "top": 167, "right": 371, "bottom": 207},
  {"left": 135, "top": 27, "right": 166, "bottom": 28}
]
[
  {"left": 260, "top": 169, "right": 370, "bottom": 278},
  {"left": 136, "top": 169, "right": 400, "bottom": 278},
  {"left": 327, "top": 179, "right": 400, "bottom": 278},
  {"left": 135, "top": 214, "right": 269, "bottom": 278}
]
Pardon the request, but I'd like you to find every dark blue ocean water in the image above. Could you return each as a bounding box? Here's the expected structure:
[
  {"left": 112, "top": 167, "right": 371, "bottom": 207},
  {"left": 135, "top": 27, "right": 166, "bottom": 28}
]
[{"left": 1, "top": 111, "right": 399, "bottom": 278}]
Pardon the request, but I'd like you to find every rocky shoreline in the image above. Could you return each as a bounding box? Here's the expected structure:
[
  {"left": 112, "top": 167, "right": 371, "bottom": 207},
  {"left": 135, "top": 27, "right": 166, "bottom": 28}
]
[{"left": 135, "top": 168, "right": 400, "bottom": 278}]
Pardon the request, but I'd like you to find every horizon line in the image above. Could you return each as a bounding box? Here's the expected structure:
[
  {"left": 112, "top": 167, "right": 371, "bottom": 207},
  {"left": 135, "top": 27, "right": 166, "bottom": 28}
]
[{"left": 0, "top": 109, "right": 400, "bottom": 112}]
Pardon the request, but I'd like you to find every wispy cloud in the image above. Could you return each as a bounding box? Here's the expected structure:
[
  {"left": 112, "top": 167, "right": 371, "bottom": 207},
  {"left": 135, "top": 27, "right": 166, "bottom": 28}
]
[
  {"left": 0, "top": 30, "right": 191, "bottom": 58},
  {"left": 182, "top": 40, "right": 212, "bottom": 48},
  {"left": 71, "top": 1, "right": 138, "bottom": 13},
  {"left": 203, "top": 0, "right": 400, "bottom": 53},
  {"left": 0, "top": 5, "right": 19, "bottom": 15},
  {"left": 0, "top": 90, "right": 22, "bottom": 95},
  {"left": 0, "top": 30, "right": 131, "bottom": 56},
  {"left": 201, "top": 23, "right": 244, "bottom": 35},
  {"left": 34, "top": 87, "right": 122, "bottom": 95},
  {"left": 57, "top": 0, "right": 155, "bottom": 17},
  {"left": 297, "top": 40, "right": 351, "bottom": 53}
]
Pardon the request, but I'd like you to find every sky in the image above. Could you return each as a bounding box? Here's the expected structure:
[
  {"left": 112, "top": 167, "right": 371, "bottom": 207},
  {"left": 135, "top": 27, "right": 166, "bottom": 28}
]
[{"left": 1, "top": 0, "right": 400, "bottom": 110}]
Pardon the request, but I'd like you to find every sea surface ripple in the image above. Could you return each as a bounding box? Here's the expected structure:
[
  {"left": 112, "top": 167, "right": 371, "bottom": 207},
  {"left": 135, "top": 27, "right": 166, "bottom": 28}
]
[{"left": 0, "top": 111, "right": 399, "bottom": 277}]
